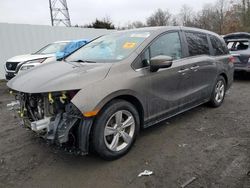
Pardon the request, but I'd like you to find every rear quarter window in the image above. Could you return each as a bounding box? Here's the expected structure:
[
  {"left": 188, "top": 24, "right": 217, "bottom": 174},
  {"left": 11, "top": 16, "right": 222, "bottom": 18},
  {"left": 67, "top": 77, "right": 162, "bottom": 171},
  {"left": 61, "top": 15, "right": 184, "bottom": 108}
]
[
  {"left": 209, "top": 35, "right": 229, "bottom": 56},
  {"left": 185, "top": 32, "right": 210, "bottom": 56}
]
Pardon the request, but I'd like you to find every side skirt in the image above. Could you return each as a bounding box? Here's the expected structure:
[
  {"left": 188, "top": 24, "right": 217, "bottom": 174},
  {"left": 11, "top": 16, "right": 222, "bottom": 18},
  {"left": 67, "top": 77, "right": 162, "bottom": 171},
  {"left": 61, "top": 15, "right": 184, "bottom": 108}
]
[{"left": 143, "top": 99, "right": 210, "bottom": 128}]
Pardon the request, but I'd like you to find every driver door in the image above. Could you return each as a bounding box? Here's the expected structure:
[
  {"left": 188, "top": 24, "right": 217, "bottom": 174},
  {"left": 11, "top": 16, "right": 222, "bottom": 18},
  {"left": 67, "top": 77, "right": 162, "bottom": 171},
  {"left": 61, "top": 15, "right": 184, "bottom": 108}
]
[{"left": 143, "top": 31, "right": 192, "bottom": 122}]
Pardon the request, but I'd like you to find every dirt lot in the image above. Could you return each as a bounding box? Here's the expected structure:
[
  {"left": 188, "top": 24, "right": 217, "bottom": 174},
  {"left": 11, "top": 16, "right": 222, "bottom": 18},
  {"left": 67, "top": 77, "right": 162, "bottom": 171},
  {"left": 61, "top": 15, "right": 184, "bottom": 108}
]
[{"left": 0, "top": 75, "right": 249, "bottom": 188}]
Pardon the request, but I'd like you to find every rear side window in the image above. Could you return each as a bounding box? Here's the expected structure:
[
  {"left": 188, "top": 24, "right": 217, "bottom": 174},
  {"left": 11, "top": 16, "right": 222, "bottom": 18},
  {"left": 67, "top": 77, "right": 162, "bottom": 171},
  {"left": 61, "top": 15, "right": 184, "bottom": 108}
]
[
  {"left": 210, "top": 35, "right": 229, "bottom": 55},
  {"left": 185, "top": 32, "right": 210, "bottom": 56}
]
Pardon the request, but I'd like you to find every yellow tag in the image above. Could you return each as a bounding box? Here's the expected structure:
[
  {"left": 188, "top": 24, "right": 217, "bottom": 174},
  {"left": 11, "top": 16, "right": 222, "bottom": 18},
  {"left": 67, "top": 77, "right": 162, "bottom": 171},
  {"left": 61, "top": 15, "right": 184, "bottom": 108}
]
[{"left": 123, "top": 42, "right": 136, "bottom": 49}]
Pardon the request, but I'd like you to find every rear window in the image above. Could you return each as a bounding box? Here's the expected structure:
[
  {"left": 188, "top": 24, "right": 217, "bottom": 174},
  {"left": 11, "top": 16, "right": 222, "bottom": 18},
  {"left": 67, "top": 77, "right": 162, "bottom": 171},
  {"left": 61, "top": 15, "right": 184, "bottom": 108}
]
[
  {"left": 185, "top": 32, "right": 210, "bottom": 56},
  {"left": 226, "top": 41, "right": 249, "bottom": 51},
  {"left": 210, "top": 35, "right": 229, "bottom": 55}
]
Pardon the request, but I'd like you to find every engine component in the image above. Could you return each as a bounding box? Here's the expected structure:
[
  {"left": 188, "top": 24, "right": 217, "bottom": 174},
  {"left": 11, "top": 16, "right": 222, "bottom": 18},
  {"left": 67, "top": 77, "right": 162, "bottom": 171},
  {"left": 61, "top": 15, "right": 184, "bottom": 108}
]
[
  {"left": 7, "top": 101, "right": 20, "bottom": 111},
  {"left": 48, "top": 92, "right": 54, "bottom": 104},
  {"left": 31, "top": 117, "right": 52, "bottom": 132},
  {"left": 59, "top": 92, "right": 67, "bottom": 104},
  {"left": 8, "top": 91, "right": 92, "bottom": 155}
]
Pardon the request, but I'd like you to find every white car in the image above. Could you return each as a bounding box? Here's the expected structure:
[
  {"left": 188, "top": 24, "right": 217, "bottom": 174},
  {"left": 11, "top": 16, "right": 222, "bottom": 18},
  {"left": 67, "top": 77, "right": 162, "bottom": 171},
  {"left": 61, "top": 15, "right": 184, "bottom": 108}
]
[{"left": 5, "top": 41, "right": 70, "bottom": 80}]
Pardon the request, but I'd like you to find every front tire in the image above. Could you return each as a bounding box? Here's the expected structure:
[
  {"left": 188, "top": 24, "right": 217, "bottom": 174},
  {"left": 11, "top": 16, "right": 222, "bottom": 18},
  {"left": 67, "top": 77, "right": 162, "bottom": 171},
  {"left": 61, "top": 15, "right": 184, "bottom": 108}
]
[
  {"left": 208, "top": 76, "right": 226, "bottom": 107},
  {"left": 91, "top": 99, "right": 140, "bottom": 160}
]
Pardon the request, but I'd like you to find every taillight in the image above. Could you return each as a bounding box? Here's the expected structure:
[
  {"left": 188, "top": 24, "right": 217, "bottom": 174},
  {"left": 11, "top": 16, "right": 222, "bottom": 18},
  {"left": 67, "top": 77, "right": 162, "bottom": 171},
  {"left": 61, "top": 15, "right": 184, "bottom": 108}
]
[{"left": 228, "top": 56, "right": 236, "bottom": 63}]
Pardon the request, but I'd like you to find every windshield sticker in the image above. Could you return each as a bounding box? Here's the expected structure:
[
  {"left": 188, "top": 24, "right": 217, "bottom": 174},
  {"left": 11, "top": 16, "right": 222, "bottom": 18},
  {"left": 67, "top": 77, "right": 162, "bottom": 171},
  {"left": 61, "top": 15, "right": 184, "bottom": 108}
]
[
  {"left": 130, "top": 32, "right": 150, "bottom": 38},
  {"left": 123, "top": 42, "right": 136, "bottom": 49}
]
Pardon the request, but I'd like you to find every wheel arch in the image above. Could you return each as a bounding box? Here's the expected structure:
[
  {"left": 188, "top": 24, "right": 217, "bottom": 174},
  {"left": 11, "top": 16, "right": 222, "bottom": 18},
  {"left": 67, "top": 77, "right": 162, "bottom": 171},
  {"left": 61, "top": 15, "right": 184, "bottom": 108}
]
[
  {"left": 219, "top": 72, "right": 228, "bottom": 87},
  {"left": 94, "top": 91, "right": 145, "bottom": 129}
]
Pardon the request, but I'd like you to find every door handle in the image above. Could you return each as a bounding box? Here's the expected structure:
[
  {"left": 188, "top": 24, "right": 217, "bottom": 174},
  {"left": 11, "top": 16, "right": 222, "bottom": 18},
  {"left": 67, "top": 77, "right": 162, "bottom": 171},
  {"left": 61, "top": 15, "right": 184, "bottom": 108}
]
[
  {"left": 190, "top": 65, "right": 200, "bottom": 71},
  {"left": 178, "top": 68, "right": 189, "bottom": 73}
]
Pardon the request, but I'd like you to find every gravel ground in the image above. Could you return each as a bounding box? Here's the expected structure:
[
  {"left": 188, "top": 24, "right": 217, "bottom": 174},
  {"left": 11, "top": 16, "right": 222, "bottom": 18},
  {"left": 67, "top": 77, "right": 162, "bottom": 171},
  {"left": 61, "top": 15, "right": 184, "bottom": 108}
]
[{"left": 0, "top": 75, "right": 249, "bottom": 188}]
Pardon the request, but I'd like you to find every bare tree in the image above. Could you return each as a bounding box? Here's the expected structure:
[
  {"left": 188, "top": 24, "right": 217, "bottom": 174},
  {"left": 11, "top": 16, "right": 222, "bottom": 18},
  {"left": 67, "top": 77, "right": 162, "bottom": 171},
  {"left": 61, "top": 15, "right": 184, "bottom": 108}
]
[
  {"left": 241, "top": 0, "right": 250, "bottom": 31},
  {"left": 76, "top": 0, "right": 249, "bottom": 33},
  {"left": 130, "top": 21, "right": 145, "bottom": 28},
  {"left": 190, "top": 1, "right": 231, "bottom": 34},
  {"left": 122, "top": 21, "right": 145, "bottom": 30},
  {"left": 214, "top": 0, "right": 228, "bottom": 34},
  {"left": 223, "top": 3, "right": 242, "bottom": 33},
  {"left": 179, "top": 5, "right": 195, "bottom": 26},
  {"left": 191, "top": 4, "right": 215, "bottom": 30},
  {"left": 170, "top": 16, "right": 179, "bottom": 26},
  {"left": 146, "top": 9, "right": 172, "bottom": 26}
]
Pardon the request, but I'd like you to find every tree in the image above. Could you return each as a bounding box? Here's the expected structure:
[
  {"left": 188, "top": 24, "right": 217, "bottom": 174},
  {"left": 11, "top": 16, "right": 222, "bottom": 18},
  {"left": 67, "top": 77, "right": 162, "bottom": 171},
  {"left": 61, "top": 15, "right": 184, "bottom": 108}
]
[
  {"left": 131, "top": 21, "right": 145, "bottom": 28},
  {"left": 190, "top": 1, "right": 231, "bottom": 34},
  {"left": 179, "top": 5, "right": 195, "bottom": 27},
  {"left": 191, "top": 4, "right": 217, "bottom": 31},
  {"left": 241, "top": 0, "right": 250, "bottom": 31},
  {"left": 214, "top": 0, "right": 228, "bottom": 34},
  {"left": 170, "top": 16, "right": 179, "bottom": 26},
  {"left": 125, "top": 21, "right": 145, "bottom": 29},
  {"left": 146, "top": 9, "right": 171, "bottom": 26},
  {"left": 87, "top": 17, "right": 115, "bottom": 29},
  {"left": 223, "top": 2, "right": 242, "bottom": 33}
]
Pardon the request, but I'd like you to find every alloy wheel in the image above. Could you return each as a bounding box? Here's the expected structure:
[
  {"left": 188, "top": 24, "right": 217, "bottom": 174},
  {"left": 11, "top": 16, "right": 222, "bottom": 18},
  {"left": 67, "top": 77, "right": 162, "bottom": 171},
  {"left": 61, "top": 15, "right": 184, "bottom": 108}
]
[
  {"left": 215, "top": 80, "right": 225, "bottom": 103},
  {"left": 104, "top": 110, "right": 135, "bottom": 152}
]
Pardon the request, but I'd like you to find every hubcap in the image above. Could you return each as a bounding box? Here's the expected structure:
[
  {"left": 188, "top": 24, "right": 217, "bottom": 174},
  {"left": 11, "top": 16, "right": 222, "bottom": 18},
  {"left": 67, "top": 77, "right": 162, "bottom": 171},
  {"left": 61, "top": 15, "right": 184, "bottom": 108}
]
[
  {"left": 215, "top": 80, "right": 225, "bottom": 103},
  {"left": 104, "top": 110, "right": 135, "bottom": 152}
]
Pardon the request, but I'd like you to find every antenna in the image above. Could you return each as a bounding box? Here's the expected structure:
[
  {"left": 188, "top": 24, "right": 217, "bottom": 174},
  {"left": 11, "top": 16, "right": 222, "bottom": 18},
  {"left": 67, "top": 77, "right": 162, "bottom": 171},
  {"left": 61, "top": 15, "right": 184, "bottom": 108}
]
[{"left": 49, "top": 0, "right": 71, "bottom": 27}]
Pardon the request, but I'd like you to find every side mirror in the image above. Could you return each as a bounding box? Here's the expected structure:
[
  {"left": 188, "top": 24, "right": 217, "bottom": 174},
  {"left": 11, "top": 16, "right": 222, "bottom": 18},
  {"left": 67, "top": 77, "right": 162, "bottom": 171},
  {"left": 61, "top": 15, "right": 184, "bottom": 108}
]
[{"left": 150, "top": 55, "right": 173, "bottom": 72}]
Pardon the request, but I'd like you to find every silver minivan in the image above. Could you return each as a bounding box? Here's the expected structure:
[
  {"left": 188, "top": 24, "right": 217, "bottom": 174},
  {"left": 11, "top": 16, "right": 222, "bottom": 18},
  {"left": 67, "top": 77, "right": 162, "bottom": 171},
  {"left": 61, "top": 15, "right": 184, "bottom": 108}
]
[{"left": 7, "top": 27, "right": 234, "bottom": 160}]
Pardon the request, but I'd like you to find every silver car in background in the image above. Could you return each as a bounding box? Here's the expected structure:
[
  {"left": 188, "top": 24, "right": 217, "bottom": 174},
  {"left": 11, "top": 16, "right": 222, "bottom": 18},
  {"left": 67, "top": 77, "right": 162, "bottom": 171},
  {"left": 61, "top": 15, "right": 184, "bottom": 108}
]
[
  {"left": 7, "top": 27, "right": 234, "bottom": 160},
  {"left": 224, "top": 32, "right": 250, "bottom": 73}
]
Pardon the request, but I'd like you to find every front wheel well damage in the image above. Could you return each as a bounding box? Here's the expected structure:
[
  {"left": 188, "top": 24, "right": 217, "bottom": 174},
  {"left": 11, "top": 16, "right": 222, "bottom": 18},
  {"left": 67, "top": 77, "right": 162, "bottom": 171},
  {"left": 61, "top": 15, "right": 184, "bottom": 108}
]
[{"left": 9, "top": 91, "right": 92, "bottom": 155}]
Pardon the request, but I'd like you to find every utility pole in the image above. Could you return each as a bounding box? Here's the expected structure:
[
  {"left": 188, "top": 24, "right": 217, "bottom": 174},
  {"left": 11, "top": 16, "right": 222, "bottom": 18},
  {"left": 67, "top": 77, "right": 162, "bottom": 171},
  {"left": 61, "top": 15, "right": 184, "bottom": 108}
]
[{"left": 49, "top": 0, "right": 71, "bottom": 27}]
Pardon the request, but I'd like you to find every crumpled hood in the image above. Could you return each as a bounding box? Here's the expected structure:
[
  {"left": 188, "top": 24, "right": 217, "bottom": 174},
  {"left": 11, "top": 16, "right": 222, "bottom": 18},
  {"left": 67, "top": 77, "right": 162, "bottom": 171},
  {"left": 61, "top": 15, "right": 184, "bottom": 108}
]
[
  {"left": 7, "top": 61, "right": 112, "bottom": 93},
  {"left": 7, "top": 54, "right": 55, "bottom": 62}
]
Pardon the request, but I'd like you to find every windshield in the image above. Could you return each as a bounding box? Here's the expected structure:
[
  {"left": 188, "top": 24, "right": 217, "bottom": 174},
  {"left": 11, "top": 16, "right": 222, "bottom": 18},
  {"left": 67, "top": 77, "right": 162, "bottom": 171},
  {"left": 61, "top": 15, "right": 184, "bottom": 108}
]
[
  {"left": 35, "top": 42, "right": 69, "bottom": 55},
  {"left": 66, "top": 31, "right": 151, "bottom": 62}
]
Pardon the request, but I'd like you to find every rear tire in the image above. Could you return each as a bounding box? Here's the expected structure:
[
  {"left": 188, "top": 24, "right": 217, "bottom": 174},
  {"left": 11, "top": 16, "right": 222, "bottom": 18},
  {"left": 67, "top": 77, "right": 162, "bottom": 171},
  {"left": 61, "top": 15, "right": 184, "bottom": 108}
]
[
  {"left": 91, "top": 99, "right": 140, "bottom": 160},
  {"left": 208, "top": 76, "right": 226, "bottom": 107}
]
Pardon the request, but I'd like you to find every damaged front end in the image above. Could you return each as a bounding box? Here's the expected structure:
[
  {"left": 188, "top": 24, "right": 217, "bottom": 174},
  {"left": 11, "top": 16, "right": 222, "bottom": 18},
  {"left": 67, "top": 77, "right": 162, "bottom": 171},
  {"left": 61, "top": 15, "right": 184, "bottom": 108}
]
[{"left": 7, "top": 91, "right": 92, "bottom": 154}]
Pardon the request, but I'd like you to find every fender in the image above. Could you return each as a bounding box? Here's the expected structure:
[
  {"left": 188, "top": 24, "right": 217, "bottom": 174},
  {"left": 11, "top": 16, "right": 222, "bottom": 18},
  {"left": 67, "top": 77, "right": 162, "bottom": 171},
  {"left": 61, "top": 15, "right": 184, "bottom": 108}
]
[{"left": 94, "top": 89, "right": 146, "bottom": 113}]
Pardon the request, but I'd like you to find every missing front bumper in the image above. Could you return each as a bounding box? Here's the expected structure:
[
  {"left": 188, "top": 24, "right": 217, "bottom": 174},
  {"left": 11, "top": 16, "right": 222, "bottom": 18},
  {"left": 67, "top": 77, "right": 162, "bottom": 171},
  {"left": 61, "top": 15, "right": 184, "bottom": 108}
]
[{"left": 7, "top": 100, "right": 93, "bottom": 155}]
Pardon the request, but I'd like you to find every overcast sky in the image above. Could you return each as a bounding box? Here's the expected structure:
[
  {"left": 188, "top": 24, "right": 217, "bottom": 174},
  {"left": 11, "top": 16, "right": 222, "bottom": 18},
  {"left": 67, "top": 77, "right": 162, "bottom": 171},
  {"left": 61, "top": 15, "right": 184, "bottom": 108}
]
[{"left": 0, "top": 0, "right": 217, "bottom": 27}]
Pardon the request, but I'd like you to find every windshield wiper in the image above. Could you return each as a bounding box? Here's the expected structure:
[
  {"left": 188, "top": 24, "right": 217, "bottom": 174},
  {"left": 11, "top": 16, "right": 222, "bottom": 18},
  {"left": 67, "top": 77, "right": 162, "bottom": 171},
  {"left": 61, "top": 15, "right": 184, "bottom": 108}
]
[{"left": 73, "top": 60, "right": 96, "bottom": 63}]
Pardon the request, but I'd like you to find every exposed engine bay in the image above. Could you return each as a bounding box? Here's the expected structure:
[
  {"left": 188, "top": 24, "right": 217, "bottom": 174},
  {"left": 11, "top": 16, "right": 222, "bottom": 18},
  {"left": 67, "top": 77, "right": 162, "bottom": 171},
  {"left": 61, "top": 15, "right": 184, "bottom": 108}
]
[{"left": 7, "top": 91, "right": 93, "bottom": 154}]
